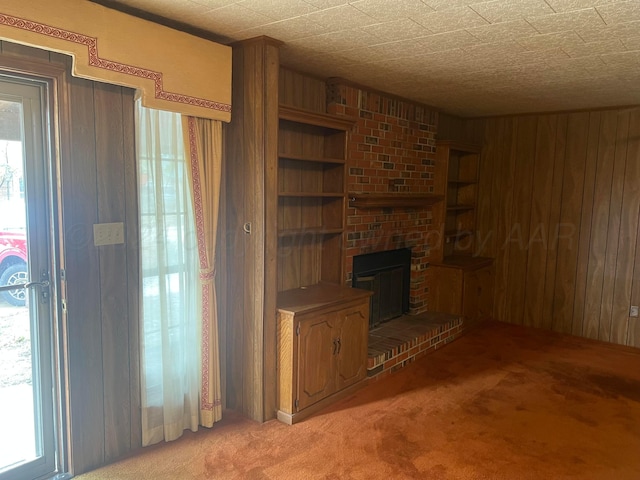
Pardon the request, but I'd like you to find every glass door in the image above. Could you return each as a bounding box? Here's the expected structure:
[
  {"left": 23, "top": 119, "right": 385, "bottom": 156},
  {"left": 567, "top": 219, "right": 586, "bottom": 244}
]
[{"left": 0, "top": 77, "right": 59, "bottom": 480}]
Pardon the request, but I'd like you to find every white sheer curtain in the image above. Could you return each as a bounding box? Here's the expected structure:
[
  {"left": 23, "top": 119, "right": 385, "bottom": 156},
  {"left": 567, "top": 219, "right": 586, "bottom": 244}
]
[{"left": 136, "top": 101, "right": 202, "bottom": 446}]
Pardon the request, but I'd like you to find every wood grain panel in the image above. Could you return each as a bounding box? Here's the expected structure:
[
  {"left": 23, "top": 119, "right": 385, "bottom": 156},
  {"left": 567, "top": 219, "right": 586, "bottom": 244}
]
[
  {"left": 552, "top": 112, "right": 589, "bottom": 334},
  {"left": 224, "top": 43, "right": 245, "bottom": 412},
  {"left": 474, "top": 119, "right": 492, "bottom": 257},
  {"left": 242, "top": 41, "right": 264, "bottom": 422},
  {"left": 263, "top": 41, "right": 280, "bottom": 422},
  {"left": 625, "top": 109, "right": 640, "bottom": 348},
  {"left": 541, "top": 114, "right": 567, "bottom": 331},
  {"left": 505, "top": 116, "right": 537, "bottom": 326},
  {"left": 94, "top": 83, "right": 131, "bottom": 461},
  {"left": 583, "top": 111, "right": 618, "bottom": 340},
  {"left": 471, "top": 105, "right": 640, "bottom": 348},
  {"left": 491, "top": 117, "right": 517, "bottom": 322},
  {"left": 522, "top": 115, "right": 557, "bottom": 329},
  {"left": 65, "top": 74, "right": 105, "bottom": 473},
  {"left": 279, "top": 67, "right": 326, "bottom": 112},
  {"left": 598, "top": 111, "right": 629, "bottom": 342},
  {"left": 611, "top": 107, "right": 640, "bottom": 344},
  {"left": 571, "top": 112, "right": 600, "bottom": 337},
  {"left": 121, "top": 93, "right": 141, "bottom": 450}
]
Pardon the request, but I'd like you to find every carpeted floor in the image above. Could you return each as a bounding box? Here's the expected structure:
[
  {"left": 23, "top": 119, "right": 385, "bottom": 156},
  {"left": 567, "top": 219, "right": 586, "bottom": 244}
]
[{"left": 76, "top": 321, "right": 640, "bottom": 480}]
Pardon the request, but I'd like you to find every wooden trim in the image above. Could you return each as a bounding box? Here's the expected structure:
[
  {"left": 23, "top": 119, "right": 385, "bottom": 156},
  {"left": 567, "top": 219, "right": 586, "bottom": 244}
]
[
  {"left": 464, "top": 104, "right": 640, "bottom": 121},
  {"left": 230, "top": 35, "right": 284, "bottom": 48},
  {"left": 433, "top": 256, "right": 494, "bottom": 271},
  {"left": 276, "top": 379, "right": 366, "bottom": 425},
  {"left": 325, "top": 76, "right": 440, "bottom": 113},
  {"left": 279, "top": 104, "right": 355, "bottom": 130}
]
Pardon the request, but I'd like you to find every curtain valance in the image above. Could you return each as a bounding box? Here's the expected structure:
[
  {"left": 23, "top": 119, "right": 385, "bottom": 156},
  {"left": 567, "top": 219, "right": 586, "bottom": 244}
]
[{"left": 0, "top": 0, "right": 231, "bottom": 122}]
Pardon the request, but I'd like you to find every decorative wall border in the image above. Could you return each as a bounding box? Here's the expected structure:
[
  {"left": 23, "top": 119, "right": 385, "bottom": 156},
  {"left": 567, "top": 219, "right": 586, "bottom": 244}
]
[{"left": 0, "top": 13, "right": 231, "bottom": 113}]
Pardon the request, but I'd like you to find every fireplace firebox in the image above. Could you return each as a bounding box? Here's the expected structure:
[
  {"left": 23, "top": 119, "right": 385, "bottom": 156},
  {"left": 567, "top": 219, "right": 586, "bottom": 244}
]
[{"left": 352, "top": 248, "right": 411, "bottom": 329}]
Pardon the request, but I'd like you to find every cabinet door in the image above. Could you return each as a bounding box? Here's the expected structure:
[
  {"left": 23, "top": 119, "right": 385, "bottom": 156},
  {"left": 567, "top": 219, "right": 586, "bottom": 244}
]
[
  {"left": 430, "top": 266, "right": 464, "bottom": 315},
  {"left": 335, "top": 303, "right": 368, "bottom": 391},
  {"left": 476, "top": 265, "right": 494, "bottom": 320},
  {"left": 462, "top": 270, "right": 480, "bottom": 322},
  {"left": 462, "top": 265, "right": 494, "bottom": 322},
  {"left": 297, "top": 313, "right": 337, "bottom": 411}
]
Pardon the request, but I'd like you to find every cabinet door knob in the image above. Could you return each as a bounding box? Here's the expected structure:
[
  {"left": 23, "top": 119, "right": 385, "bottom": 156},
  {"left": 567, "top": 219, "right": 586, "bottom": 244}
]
[
  {"left": 332, "top": 338, "right": 338, "bottom": 355},
  {"left": 336, "top": 338, "right": 342, "bottom": 354}
]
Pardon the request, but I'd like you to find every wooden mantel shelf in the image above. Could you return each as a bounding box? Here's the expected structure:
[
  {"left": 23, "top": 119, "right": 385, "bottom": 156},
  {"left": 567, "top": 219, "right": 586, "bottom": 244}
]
[
  {"left": 279, "top": 104, "right": 356, "bottom": 130},
  {"left": 349, "top": 193, "right": 444, "bottom": 208}
]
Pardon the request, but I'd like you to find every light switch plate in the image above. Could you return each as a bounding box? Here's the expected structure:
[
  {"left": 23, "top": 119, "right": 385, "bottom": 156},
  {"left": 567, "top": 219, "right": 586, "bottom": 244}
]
[
  {"left": 93, "top": 222, "right": 125, "bottom": 246},
  {"left": 631, "top": 306, "right": 639, "bottom": 318}
]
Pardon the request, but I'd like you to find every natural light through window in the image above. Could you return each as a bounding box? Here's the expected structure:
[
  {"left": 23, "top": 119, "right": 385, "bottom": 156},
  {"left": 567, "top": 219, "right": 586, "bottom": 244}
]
[{"left": 135, "top": 102, "right": 200, "bottom": 446}]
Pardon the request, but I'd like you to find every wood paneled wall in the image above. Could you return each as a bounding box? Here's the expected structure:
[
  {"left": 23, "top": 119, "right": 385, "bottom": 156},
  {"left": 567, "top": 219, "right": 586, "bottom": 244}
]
[
  {"left": 279, "top": 67, "right": 326, "bottom": 112},
  {"left": 0, "top": 42, "right": 140, "bottom": 474},
  {"left": 463, "top": 107, "right": 640, "bottom": 348}
]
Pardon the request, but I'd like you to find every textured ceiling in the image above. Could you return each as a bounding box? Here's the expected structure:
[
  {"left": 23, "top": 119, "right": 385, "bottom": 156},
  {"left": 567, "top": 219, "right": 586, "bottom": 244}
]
[{"left": 98, "top": 0, "right": 640, "bottom": 117}]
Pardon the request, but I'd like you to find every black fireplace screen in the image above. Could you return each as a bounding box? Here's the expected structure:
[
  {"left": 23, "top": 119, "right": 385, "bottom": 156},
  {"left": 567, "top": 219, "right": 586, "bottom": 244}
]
[{"left": 352, "top": 248, "right": 411, "bottom": 329}]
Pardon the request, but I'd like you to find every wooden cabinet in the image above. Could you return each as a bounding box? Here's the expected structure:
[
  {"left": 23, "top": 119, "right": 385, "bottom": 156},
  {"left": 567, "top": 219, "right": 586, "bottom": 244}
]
[
  {"left": 275, "top": 106, "right": 366, "bottom": 425},
  {"left": 430, "top": 140, "right": 494, "bottom": 322},
  {"left": 429, "top": 258, "right": 494, "bottom": 324},
  {"left": 277, "top": 105, "right": 355, "bottom": 291},
  {"left": 277, "top": 283, "right": 371, "bottom": 424}
]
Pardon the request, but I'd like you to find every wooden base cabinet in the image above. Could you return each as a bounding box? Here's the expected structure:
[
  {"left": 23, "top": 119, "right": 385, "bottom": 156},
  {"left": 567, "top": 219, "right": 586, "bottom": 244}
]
[
  {"left": 429, "top": 257, "right": 494, "bottom": 324},
  {"left": 277, "top": 283, "right": 371, "bottom": 424}
]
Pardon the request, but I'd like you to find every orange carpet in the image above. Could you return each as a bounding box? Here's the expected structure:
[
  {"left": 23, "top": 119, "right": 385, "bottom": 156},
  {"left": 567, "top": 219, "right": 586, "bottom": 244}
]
[{"left": 77, "top": 321, "right": 640, "bottom": 479}]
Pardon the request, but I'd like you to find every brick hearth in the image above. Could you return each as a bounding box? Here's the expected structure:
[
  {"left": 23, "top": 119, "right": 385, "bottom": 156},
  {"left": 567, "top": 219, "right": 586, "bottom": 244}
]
[{"left": 366, "top": 312, "right": 464, "bottom": 380}]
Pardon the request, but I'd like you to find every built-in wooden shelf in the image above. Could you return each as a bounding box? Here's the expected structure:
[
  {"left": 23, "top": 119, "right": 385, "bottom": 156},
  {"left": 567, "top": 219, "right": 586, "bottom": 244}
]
[
  {"left": 445, "top": 230, "right": 474, "bottom": 242},
  {"left": 433, "top": 255, "right": 493, "bottom": 271},
  {"left": 278, "top": 152, "right": 345, "bottom": 164},
  {"left": 349, "top": 193, "right": 444, "bottom": 209},
  {"left": 279, "top": 192, "right": 345, "bottom": 198},
  {"left": 279, "top": 104, "right": 356, "bottom": 130},
  {"left": 277, "top": 228, "right": 343, "bottom": 238}
]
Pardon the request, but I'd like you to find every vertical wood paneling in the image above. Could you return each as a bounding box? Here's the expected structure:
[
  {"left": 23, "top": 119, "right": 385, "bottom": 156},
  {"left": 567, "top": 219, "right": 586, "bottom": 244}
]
[
  {"left": 243, "top": 41, "right": 264, "bottom": 422},
  {"left": 121, "top": 93, "right": 141, "bottom": 450},
  {"left": 65, "top": 75, "right": 105, "bottom": 472},
  {"left": 263, "top": 42, "right": 280, "bottom": 421},
  {"left": 225, "top": 44, "right": 245, "bottom": 412},
  {"left": 552, "top": 112, "right": 589, "bottom": 334},
  {"left": 279, "top": 67, "right": 325, "bottom": 112},
  {"left": 571, "top": 112, "right": 600, "bottom": 337},
  {"left": 474, "top": 118, "right": 493, "bottom": 258},
  {"left": 473, "top": 106, "right": 640, "bottom": 348},
  {"left": 505, "top": 116, "right": 537, "bottom": 326},
  {"left": 583, "top": 111, "right": 618, "bottom": 340},
  {"left": 522, "top": 115, "right": 557, "bottom": 328},
  {"left": 626, "top": 109, "right": 640, "bottom": 348},
  {"left": 94, "top": 84, "right": 131, "bottom": 461},
  {"left": 492, "top": 117, "right": 517, "bottom": 322},
  {"left": 611, "top": 108, "right": 640, "bottom": 344},
  {"left": 598, "top": 111, "right": 629, "bottom": 342},
  {"left": 541, "top": 114, "right": 567, "bottom": 331}
]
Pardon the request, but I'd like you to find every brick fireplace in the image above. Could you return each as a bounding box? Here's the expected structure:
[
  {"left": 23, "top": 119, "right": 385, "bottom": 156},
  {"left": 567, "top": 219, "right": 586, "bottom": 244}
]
[{"left": 327, "top": 80, "right": 439, "bottom": 314}]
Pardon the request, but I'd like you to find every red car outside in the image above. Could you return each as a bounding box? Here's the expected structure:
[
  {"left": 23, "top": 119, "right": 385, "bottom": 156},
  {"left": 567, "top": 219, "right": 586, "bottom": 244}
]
[{"left": 0, "top": 230, "right": 28, "bottom": 306}]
